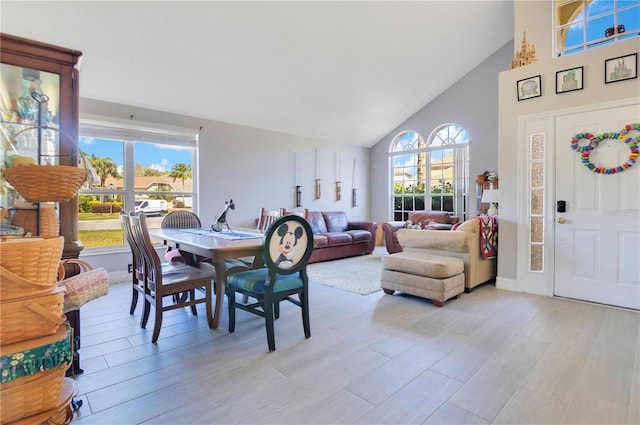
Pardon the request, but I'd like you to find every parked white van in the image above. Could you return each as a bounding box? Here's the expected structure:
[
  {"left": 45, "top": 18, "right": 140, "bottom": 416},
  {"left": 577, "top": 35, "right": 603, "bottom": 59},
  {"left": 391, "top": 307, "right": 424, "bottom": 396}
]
[{"left": 134, "top": 200, "right": 168, "bottom": 216}]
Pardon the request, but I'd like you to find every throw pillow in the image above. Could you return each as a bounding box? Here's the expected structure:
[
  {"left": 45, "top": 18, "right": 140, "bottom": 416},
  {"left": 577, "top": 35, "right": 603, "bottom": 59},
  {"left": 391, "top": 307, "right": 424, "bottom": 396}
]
[
  {"left": 451, "top": 222, "right": 462, "bottom": 230},
  {"left": 404, "top": 220, "right": 423, "bottom": 230}
]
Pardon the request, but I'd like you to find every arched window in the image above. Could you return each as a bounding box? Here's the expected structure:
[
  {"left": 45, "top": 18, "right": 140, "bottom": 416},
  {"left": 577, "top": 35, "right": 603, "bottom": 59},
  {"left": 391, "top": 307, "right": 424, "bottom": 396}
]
[
  {"left": 389, "top": 125, "right": 469, "bottom": 221},
  {"left": 556, "top": 0, "right": 639, "bottom": 56}
]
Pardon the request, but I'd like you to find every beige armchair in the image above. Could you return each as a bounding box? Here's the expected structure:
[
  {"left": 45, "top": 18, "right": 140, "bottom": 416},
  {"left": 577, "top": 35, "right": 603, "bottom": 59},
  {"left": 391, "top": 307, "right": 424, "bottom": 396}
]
[{"left": 396, "top": 218, "right": 497, "bottom": 290}]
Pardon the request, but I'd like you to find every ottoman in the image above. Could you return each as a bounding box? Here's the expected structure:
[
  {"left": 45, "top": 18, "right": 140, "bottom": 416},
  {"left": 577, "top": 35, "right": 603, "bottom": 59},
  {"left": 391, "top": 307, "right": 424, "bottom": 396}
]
[{"left": 381, "top": 252, "right": 464, "bottom": 307}]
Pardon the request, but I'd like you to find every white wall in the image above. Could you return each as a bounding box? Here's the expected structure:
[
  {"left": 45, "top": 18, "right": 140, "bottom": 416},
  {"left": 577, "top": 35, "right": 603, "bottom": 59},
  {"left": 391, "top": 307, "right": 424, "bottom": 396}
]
[
  {"left": 370, "top": 41, "right": 514, "bottom": 225},
  {"left": 80, "top": 98, "right": 370, "bottom": 273},
  {"left": 81, "top": 98, "right": 370, "bottom": 227},
  {"left": 498, "top": 8, "right": 640, "bottom": 283}
]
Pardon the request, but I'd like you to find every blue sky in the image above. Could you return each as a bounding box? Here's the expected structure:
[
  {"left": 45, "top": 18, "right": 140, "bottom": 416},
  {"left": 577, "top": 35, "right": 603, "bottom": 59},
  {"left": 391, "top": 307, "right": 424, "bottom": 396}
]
[{"left": 80, "top": 137, "right": 193, "bottom": 172}]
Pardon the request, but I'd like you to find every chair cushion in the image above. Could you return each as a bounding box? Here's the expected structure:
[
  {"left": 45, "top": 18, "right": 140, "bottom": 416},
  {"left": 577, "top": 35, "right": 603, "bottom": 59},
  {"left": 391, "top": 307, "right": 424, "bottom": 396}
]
[
  {"left": 307, "top": 211, "right": 328, "bottom": 234},
  {"left": 323, "top": 211, "right": 349, "bottom": 232},
  {"left": 346, "top": 229, "right": 372, "bottom": 243},
  {"left": 165, "top": 249, "right": 184, "bottom": 263},
  {"left": 324, "top": 232, "right": 352, "bottom": 246},
  {"left": 382, "top": 252, "right": 463, "bottom": 279},
  {"left": 228, "top": 268, "right": 304, "bottom": 293},
  {"left": 313, "top": 235, "right": 329, "bottom": 248}
]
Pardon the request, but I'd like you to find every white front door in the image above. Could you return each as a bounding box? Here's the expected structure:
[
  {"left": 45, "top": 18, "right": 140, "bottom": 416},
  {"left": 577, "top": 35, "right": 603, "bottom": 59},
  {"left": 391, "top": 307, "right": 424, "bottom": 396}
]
[{"left": 554, "top": 104, "right": 640, "bottom": 310}]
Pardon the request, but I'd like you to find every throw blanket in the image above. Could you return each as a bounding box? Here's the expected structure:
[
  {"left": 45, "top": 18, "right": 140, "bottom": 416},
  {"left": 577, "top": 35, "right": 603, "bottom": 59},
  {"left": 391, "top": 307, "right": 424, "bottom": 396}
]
[{"left": 478, "top": 216, "right": 498, "bottom": 259}]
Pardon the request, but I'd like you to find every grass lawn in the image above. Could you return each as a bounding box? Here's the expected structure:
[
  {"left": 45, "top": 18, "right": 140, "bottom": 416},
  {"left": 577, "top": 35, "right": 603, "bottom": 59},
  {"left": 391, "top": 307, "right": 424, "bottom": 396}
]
[
  {"left": 79, "top": 213, "right": 120, "bottom": 221},
  {"left": 80, "top": 229, "right": 123, "bottom": 248}
]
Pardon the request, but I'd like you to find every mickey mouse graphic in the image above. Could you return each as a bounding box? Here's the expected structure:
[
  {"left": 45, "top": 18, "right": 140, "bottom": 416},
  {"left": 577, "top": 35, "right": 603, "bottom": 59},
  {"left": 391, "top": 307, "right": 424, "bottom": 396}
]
[{"left": 274, "top": 222, "right": 304, "bottom": 269}]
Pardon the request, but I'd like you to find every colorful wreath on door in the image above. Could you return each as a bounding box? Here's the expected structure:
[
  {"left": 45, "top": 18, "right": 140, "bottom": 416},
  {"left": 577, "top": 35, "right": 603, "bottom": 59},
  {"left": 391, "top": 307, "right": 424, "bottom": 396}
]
[{"left": 570, "top": 123, "right": 639, "bottom": 174}]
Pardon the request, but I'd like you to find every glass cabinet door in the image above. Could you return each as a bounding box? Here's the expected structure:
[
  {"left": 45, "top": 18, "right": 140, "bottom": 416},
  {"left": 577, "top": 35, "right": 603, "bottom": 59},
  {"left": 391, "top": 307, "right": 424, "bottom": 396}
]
[{"left": 1, "top": 63, "right": 62, "bottom": 207}]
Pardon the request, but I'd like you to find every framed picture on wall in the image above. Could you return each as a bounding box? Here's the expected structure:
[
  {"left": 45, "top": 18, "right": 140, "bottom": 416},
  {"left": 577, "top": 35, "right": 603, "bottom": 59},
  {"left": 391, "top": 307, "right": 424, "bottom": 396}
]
[
  {"left": 556, "top": 66, "right": 583, "bottom": 93},
  {"left": 605, "top": 53, "right": 637, "bottom": 84},
  {"left": 517, "top": 75, "right": 542, "bottom": 101}
]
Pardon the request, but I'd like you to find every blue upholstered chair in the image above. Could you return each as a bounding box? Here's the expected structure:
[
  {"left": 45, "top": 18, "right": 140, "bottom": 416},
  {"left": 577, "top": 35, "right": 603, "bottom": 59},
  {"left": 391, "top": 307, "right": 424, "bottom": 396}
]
[{"left": 226, "top": 215, "right": 314, "bottom": 352}]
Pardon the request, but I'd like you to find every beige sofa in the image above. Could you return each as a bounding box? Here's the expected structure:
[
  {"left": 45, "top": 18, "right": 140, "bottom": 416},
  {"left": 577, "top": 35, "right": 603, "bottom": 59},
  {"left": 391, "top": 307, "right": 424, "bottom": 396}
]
[{"left": 396, "top": 217, "right": 497, "bottom": 290}]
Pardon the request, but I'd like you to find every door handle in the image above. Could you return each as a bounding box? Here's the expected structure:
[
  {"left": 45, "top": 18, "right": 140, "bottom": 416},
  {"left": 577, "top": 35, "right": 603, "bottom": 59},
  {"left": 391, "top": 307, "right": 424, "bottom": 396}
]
[{"left": 557, "top": 217, "right": 566, "bottom": 224}]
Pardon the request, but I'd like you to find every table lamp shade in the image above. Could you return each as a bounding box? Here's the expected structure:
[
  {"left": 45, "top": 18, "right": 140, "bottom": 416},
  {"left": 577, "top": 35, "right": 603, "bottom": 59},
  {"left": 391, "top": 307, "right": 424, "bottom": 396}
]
[{"left": 481, "top": 189, "right": 499, "bottom": 216}]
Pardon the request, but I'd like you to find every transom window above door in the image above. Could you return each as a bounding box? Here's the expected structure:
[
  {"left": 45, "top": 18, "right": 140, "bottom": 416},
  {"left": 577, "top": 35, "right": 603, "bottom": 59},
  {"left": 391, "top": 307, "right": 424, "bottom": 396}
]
[{"left": 556, "top": 0, "right": 639, "bottom": 56}]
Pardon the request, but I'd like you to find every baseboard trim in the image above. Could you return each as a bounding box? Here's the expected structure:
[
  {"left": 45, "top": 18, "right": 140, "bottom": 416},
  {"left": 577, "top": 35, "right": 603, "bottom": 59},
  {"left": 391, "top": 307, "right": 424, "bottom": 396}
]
[{"left": 496, "top": 276, "right": 519, "bottom": 292}]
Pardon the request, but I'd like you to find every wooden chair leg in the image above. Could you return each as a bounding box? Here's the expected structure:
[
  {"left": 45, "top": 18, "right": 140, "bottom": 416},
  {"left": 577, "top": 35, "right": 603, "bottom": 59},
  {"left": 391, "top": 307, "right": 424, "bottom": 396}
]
[
  {"left": 141, "top": 297, "right": 151, "bottom": 328},
  {"left": 227, "top": 286, "right": 236, "bottom": 333},
  {"left": 205, "top": 281, "right": 214, "bottom": 329},
  {"left": 431, "top": 299, "right": 444, "bottom": 307},
  {"left": 190, "top": 289, "right": 198, "bottom": 315},
  {"left": 264, "top": 301, "right": 276, "bottom": 352},
  {"left": 383, "top": 288, "right": 395, "bottom": 295},
  {"left": 130, "top": 287, "right": 139, "bottom": 314},
  {"left": 301, "top": 290, "right": 310, "bottom": 339},
  {"left": 152, "top": 300, "right": 163, "bottom": 343}
]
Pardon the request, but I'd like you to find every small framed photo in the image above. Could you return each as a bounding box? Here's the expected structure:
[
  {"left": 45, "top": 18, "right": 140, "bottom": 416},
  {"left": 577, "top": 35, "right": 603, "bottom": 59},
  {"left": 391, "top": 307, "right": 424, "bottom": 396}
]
[
  {"left": 556, "top": 66, "right": 584, "bottom": 94},
  {"left": 605, "top": 53, "right": 637, "bottom": 84},
  {"left": 517, "top": 75, "right": 542, "bottom": 101}
]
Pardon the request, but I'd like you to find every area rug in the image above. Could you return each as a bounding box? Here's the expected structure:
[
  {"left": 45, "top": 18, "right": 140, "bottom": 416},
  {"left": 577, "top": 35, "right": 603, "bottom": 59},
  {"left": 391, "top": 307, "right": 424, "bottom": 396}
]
[{"left": 307, "top": 249, "right": 385, "bottom": 295}]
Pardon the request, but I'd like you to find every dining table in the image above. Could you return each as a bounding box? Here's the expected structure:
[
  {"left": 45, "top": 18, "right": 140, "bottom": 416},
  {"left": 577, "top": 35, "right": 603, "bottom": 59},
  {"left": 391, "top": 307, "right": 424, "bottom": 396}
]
[{"left": 148, "top": 226, "right": 264, "bottom": 329}]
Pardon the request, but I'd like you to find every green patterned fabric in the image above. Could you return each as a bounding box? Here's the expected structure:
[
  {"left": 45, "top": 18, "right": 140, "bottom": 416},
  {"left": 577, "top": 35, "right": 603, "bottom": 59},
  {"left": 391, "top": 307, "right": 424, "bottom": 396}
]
[
  {"left": 0, "top": 323, "right": 72, "bottom": 384},
  {"left": 228, "top": 268, "right": 303, "bottom": 293}
]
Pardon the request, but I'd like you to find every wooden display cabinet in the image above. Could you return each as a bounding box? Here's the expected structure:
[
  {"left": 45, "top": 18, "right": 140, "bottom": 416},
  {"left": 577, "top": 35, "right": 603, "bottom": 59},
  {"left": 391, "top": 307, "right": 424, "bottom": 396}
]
[{"left": 1, "top": 33, "right": 84, "bottom": 375}]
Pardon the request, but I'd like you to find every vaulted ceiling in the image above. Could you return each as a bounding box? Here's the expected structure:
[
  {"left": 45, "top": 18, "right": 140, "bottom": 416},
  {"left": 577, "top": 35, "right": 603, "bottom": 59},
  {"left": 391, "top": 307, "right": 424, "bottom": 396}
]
[{"left": 1, "top": 1, "right": 514, "bottom": 147}]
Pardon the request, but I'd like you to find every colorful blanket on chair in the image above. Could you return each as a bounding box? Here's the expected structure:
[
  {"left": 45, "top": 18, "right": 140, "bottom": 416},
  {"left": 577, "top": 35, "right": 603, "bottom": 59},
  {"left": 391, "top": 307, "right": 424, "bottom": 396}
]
[{"left": 478, "top": 216, "right": 498, "bottom": 259}]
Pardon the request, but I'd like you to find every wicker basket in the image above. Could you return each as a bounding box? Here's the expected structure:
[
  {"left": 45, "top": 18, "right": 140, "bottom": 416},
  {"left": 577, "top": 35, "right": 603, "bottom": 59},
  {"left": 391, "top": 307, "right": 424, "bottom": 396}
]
[
  {"left": 0, "top": 362, "right": 69, "bottom": 423},
  {"left": 0, "top": 325, "right": 72, "bottom": 424},
  {"left": 4, "top": 165, "right": 86, "bottom": 202},
  {"left": 11, "top": 204, "right": 60, "bottom": 238},
  {"left": 0, "top": 237, "right": 64, "bottom": 289},
  {"left": 0, "top": 286, "right": 66, "bottom": 345},
  {"left": 59, "top": 259, "right": 109, "bottom": 313}
]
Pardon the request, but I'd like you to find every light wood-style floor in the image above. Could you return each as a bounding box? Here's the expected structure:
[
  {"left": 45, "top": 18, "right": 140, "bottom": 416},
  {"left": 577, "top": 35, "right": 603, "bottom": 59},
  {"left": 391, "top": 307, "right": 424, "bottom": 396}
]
[{"left": 70, "top": 266, "right": 639, "bottom": 424}]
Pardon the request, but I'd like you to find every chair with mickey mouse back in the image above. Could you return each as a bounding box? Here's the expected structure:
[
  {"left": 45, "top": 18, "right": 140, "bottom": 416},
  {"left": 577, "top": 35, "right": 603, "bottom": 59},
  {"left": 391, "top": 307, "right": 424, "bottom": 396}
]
[{"left": 226, "top": 215, "right": 314, "bottom": 352}]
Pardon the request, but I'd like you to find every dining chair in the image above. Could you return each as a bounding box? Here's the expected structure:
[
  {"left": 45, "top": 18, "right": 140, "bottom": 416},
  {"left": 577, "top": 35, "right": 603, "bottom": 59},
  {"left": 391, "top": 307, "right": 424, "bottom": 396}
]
[
  {"left": 161, "top": 210, "right": 202, "bottom": 263},
  {"left": 226, "top": 215, "right": 314, "bottom": 352},
  {"left": 120, "top": 213, "right": 147, "bottom": 321},
  {"left": 129, "top": 213, "right": 216, "bottom": 343},
  {"left": 161, "top": 210, "right": 249, "bottom": 280},
  {"left": 279, "top": 208, "right": 309, "bottom": 219},
  {"left": 257, "top": 207, "right": 282, "bottom": 233}
]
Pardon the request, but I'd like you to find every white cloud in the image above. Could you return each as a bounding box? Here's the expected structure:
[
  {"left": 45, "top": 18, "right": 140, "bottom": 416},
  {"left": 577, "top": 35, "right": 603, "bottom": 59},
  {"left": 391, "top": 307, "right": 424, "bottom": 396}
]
[{"left": 148, "top": 163, "right": 166, "bottom": 172}]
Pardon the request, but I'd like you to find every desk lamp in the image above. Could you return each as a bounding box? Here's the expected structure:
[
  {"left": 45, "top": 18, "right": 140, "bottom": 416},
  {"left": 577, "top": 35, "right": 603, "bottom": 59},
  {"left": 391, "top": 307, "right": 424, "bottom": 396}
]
[{"left": 481, "top": 189, "right": 499, "bottom": 216}]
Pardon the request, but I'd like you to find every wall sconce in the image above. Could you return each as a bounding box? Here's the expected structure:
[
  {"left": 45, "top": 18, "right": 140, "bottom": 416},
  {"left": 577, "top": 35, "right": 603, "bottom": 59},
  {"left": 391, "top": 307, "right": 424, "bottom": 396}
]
[
  {"left": 295, "top": 185, "right": 302, "bottom": 208},
  {"left": 605, "top": 26, "right": 615, "bottom": 37},
  {"left": 617, "top": 24, "right": 625, "bottom": 34}
]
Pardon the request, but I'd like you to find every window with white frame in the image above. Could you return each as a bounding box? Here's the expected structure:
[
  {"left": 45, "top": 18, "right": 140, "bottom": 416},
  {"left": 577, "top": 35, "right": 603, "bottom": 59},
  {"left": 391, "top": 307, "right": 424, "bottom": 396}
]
[
  {"left": 390, "top": 124, "right": 469, "bottom": 221},
  {"left": 556, "top": 0, "right": 639, "bottom": 56},
  {"left": 78, "top": 120, "right": 198, "bottom": 249}
]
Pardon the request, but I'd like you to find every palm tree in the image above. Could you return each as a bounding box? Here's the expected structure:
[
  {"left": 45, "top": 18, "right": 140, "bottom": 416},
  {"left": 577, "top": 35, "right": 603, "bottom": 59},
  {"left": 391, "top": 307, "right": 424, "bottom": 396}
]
[
  {"left": 89, "top": 154, "right": 119, "bottom": 205},
  {"left": 89, "top": 154, "right": 119, "bottom": 188},
  {"left": 169, "top": 163, "right": 192, "bottom": 206}
]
